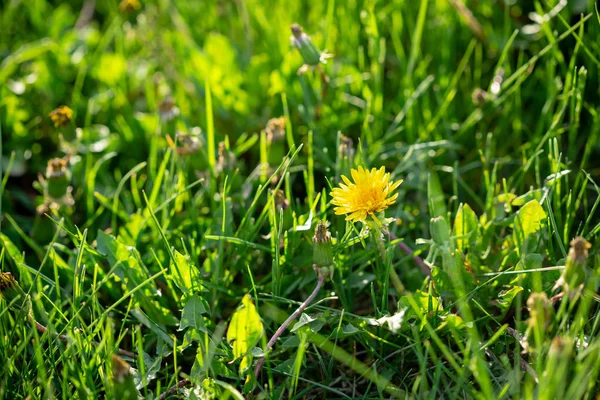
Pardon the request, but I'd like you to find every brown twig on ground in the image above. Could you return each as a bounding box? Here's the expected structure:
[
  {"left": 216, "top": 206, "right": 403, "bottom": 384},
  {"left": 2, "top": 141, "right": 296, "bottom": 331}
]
[
  {"left": 34, "top": 320, "right": 135, "bottom": 358},
  {"left": 158, "top": 379, "right": 192, "bottom": 400}
]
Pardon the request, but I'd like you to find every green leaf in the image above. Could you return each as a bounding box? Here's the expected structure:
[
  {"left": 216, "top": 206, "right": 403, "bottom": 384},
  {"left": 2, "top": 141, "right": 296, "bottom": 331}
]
[
  {"left": 514, "top": 200, "right": 547, "bottom": 254},
  {"left": 291, "top": 313, "right": 325, "bottom": 334},
  {"left": 227, "top": 295, "right": 263, "bottom": 374},
  {"left": 495, "top": 286, "right": 524, "bottom": 314},
  {"left": 515, "top": 200, "right": 546, "bottom": 239},
  {"left": 97, "top": 231, "right": 175, "bottom": 325},
  {"left": 428, "top": 171, "right": 447, "bottom": 218},
  {"left": 439, "top": 314, "right": 472, "bottom": 330},
  {"left": 179, "top": 294, "right": 208, "bottom": 333},
  {"left": 170, "top": 250, "right": 195, "bottom": 292},
  {"left": 454, "top": 203, "right": 478, "bottom": 251}
]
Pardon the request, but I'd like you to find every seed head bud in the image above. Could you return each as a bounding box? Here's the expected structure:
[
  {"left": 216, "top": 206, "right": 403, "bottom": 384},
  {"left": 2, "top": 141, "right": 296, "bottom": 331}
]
[
  {"left": 265, "top": 117, "right": 286, "bottom": 143},
  {"left": 111, "top": 355, "right": 138, "bottom": 400},
  {"left": 45, "top": 157, "right": 71, "bottom": 200},
  {"left": 548, "top": 336, "right": 573, "bottom": 359},
  {"left": 554, "top": 237, "right": 592, "bottom": 293},
  {"left": 338, "top": 132, "right": 355, "bottom": 160},
  {"left": 119, "top": 0, "right": 141, "bottom": 13},
  {"left": 313, "top": 221, "right": 333, "bottom": 276},
  {"left": 274, "top": 189, "right": 289, "bottom": 211},
  {"left": 471, "top": 88, "right": 489, "bottom": 106},
  {"left": 215, "top": 141, "right": 237, "bottom": 174},
  {"left": 49, "top": 105, "right": 73, "bottom": 127},
  {"left": 158, "top": 97, "right": 180, "bottom": 122},
  {"left": 290, "top": 24, "right": 323, "bottom": 67},
  {"left": 0, "top": 272, "right": 32, "bottom": 318},
  {"left": 175, "top": 132, "right": 201, "bottom": 155},
  {"left": 526, "top": 292, "right": 553, "bottom": 332}
]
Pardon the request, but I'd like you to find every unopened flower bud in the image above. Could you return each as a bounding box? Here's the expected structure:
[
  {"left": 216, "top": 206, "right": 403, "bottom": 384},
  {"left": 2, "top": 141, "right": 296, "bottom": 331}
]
[
  {"left": 290, "top": 24, "right": 323, "bottom": 67},
  {"left": 49, "top": 105, "right": 73, "bottom": 127},
  {"left": 313, "top": 221, "right": 333, "bottom": 272},
  {"left": 430, "top": 217, "right": 451, "bottom": 246}
]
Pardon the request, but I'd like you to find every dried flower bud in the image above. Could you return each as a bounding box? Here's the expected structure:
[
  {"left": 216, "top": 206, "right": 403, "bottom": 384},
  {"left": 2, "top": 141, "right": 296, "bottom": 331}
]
[
  {"left": 274, "top": 189, "right": 289, "bottom": 212},
  {"left": 526, "top": 292, "right": 553, "bottom": 332},
  {"left": 471, "top": 88, "right": 489, "bottom": 106},
  {"left": 49, "top": 105, "right": 73, "bottom": 127},
  {"left": 338, "top": 132, "right": 354, "bottom": 160},
  {"left": 111, "top": 355, "right": 138, "bottom": 400},
  {"left": 567, "top": 236, "right": 591, "bottom": 268},
  {"left": 0, "top": 272, "right": 17, "bottom": 294},
  {"left": 215, "top": 141, "right": 236, "bottom": 173},
  {"left": 554, "top": 237, "right": 591, "bottom": 293},
  {"left": 313, "top": 221, "right": 333, "bottom": 272},
  {"left": 46, "top": 157, "right": 69, "bottom": 179},
  {"left": 265, "top": 117, "right": 286, "bottom": 143},
  {"left": 548, "top": 337, "right": 573, "bottom": 360},
  {"left": 158, "top": 97, "right": 179, "bottom": 122},
  {"left": 45, "top": 157, "right": 71, "bottom": 200},
  {"left": 0, "top": 272, "right": 32, "bottom": 318},
  {"left": 119, "top": 0, "right": 141, "bottom": 13},
  {"left": 175, "top": 132, "right": 201, "bottom": 155},
  {"left": 290, "top": 24, "right": 327, "bottom": 67}
]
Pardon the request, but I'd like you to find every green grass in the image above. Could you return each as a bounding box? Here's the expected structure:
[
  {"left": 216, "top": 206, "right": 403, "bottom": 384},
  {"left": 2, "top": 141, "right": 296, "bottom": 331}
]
[{"left": 2, "top": 0, "right": 600, "bottom": 398}]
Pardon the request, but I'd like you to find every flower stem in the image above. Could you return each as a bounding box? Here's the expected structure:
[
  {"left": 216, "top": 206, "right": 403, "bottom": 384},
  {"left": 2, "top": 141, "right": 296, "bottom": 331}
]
[
  {"left": 158, "top": 379, "right": 191, "bottom": 400},
  {"left": 254, "top": 273, "right": 326, "bottom": 378},
  {"left": 369, "top": 219, "right": 405, "bottom": 295},
  {"left": 389, "top": 232, "right": 431, "bottom": 276}
]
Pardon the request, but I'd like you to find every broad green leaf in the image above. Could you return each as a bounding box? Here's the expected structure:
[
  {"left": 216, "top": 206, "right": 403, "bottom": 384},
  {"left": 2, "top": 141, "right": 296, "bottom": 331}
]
[
  {"left": 454, "top": 203, "right": 478, "bottom": 251},
  {"left": 227, "top": 295, "right": 263, "bottom": 374},
  {"left": 179, "top": 294, "right": 208, "bottom": 332},
  {"left": 514, "top": 200, "right": 547, "bottom": 253},
  {"left": 170, "top": 250, "right": 195, "bottom": 292},
  {"left": 515, "top": 200, "right": 547, "bottom": 238}
]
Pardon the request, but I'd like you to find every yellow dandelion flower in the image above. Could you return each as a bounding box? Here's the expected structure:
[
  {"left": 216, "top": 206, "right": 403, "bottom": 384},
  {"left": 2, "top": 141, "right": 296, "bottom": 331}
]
[
  {"left": 331, "top": 166, "right": 403, "bottom": 222},
  {"left": 49, "top": 105, "right": 73, "bottom": 127}
]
